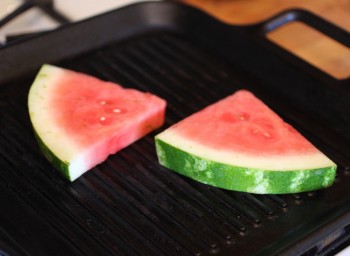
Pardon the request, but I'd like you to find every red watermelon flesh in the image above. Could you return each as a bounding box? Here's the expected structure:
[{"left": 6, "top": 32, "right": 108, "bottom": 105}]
[
  {"left": 28, "top": 64, "right": 166, "bottom": 181},
  {"left": 173, "top": 90, "right": 316, "bottom": 156}
]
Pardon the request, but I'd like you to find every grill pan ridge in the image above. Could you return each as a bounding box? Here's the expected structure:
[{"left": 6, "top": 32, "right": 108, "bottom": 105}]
[{"left": 1, "top": 2, "right": 350, "bottom": 255}]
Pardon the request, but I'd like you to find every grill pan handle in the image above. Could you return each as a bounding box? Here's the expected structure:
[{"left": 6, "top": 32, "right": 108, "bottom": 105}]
[
  {"left": 248, "top": 9, "right": 350, "bottom": 82},
  {"left": 253, "top": 9, "right": 350, "bottom": 48}
]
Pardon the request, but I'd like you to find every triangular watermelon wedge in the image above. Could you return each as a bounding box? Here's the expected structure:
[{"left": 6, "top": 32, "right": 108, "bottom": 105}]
[
  {"left": 28, "top": 64, "right": 166, "bottom": 181},
  {"left": 155, "top": 90, "right": 336, "bottom": 194}
]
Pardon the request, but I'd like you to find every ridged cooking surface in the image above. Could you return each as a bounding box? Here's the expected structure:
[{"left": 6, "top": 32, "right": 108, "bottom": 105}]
[{"left": 1, "top": 32, "right": 350, "bottom": 256}]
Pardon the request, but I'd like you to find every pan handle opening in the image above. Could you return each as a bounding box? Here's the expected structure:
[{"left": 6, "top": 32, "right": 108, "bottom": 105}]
[{"left": 251, "top": 9, "right": 350, "bottom": 81}]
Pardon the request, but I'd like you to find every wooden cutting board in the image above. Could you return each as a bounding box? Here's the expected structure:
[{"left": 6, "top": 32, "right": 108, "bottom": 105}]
[{"left": 180, "top": 0, "right": 350, "bottom": 79}]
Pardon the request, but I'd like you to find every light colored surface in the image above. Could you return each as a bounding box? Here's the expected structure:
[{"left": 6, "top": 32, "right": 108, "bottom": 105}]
[
  {"left": 336, "top": 245, "right": 350, "bottom": 256},
  {"left": 0, "top": 0, "right": 152, "bottom": 43},
  {"left": 55, "top": 0, "right": 149, "bottom": 21},
  {"left": 0, "top": 0, "right": 22, "bottom": 18}
]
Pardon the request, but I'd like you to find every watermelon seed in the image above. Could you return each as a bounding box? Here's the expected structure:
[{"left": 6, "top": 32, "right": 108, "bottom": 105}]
[
  {"left": 263, "top": 132, "right": 271, "bottom": 138},
  {"left": 238, "top": 112, "right": 249, "bottom": 121},
  {"left": 99, "top": 100, "right": 107, "bottom": 105},
  {"left": 113, "top": 108, "right": 121, "bottom": 113},
  {"left": 251, "top": 128, "right": 272, "bottom": 139},
  {"left": 100, "top": 116, "right": 106, "bottom": 121}
]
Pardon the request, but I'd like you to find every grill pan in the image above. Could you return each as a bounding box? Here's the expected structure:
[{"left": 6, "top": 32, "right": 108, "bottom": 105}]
[{"left": 1, "top": 1, "right": 350, "bottom": 255}]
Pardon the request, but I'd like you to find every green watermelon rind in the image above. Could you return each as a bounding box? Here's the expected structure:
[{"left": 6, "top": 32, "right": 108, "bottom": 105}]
[
  {"left": 155, "top": 138, "right": 337, "bottom": 194},
  {"left": 34, "top": 131, "right": 71, "bottom": 180}
]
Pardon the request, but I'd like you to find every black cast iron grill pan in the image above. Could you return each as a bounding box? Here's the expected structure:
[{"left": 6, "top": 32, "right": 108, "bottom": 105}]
[{"left": 1, "top": 2, "right": 350, "bottom": 255}]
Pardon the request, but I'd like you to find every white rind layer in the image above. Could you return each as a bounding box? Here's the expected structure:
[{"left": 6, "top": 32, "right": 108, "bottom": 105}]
[
  {"left": 28, "top": 65, "right": 84, "bottom": 165},
  {"left": 157, "top": 129, "right": 336, "bottom": 171}
]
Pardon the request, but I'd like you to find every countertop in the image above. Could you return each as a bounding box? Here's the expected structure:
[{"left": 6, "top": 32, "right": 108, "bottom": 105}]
[{"left": 181, "top": 0, "right": 350, "bottom": 80}]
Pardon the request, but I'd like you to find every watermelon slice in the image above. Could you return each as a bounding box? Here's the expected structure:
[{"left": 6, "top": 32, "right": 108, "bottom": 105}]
[
  {"left": 155, "top": 90, "right": 336, "bottom": 194},
  {"left": 28, "top": 64, "right": 166, "bottom": 181}
]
